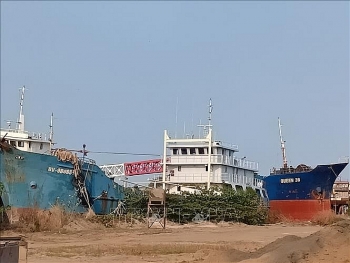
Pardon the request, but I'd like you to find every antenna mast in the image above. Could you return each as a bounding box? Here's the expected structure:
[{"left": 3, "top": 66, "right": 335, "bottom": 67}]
[
  {"left": 197, "top": 99, "right": 213, "bottom": 137},
  {"left": 278, "top": 117, "right": 288, "bottom": 168},
  {"left": 208, "top": 98, "right": 213, "bottom": 129},
  {"left": 207, "top": 99, "right": 213, "bottom": 190},
  {"left": 17, "top": 86, "right": 26, "bottom": 131},
  {"left": 49, "top": 113, "right": 54, "bottom": 149}
]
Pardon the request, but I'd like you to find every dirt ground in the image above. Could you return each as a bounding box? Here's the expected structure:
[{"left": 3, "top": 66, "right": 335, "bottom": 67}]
[{"left": 1, "top": 218, "right": 350, "bottom": 263}]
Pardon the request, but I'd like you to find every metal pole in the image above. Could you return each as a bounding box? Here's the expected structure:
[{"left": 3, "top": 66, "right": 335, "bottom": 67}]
[
  {"left": 49, "top": 113, "right": 54, "bottom": 151},
  {"left": 207, "top": 128, "right": 212, "bottom": 190},
  {"left": 162, "top": 130, "right": 167, "bottom": 190}
]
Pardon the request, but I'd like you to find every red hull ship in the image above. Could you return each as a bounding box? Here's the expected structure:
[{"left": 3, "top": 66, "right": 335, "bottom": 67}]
[{"left": 262, "top": 119, "right": 348, "bottom": 220}]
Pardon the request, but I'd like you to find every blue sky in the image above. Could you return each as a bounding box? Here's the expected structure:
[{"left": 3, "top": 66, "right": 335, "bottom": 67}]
[{"left": 1, "top": 2, "right": 349, "bottom": 182}]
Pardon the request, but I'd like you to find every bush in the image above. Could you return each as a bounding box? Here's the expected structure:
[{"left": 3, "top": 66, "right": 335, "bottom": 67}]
[
  {"left": 17, "top": 205, "right": 73, "bottom": 232},
  {"left": 311, "top": 210, "right": 338, "bottom": 226},
  {"left": 124, "top": 186, "right": 268, "bottom": 225}
]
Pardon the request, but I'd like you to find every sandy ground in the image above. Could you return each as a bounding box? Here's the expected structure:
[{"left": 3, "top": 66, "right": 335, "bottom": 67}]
[{"left": 1, "top": 218, "right": 350, "bottom": 263}]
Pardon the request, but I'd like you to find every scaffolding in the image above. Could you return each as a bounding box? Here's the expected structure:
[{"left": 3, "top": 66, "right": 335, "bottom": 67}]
[{"left": 147, "top": 188, "right": 166, "bottom": 229}]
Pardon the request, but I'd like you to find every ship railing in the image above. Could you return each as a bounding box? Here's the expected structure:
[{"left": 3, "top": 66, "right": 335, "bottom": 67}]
[
  {"left": 169, "top": 155, "right": 209, "bottom": 164},
  {"left": 269, "top": 167, "right": 294, "bottom": 174},
  {"left": 169, "top": 172, "right": 263, "bottom": 187},
  {"left": 29, "top": 132, "right": 49, "bottom": 141},
  {"left": 169, "top": 173, "right": 227, "bottom": 184},
  {"left": 78, "top": 157, "right": 96, "bottom": 165},
  {"left": 221, "top": 173, "right": 264, "bottom": 188},
  {"left": 270, "top": 164, "right": 315, "bottom": 174},
  {"left": 213, "top": 141, "right": 239, "bottom": 151},
  {"left": 0, "top": 128, "right": 49, "bottom": 141},
  {"left": 270, "top": 168, "right": 278, "bottom": 174},
  {"left": 168, "top": 172, "right": 210, "bottom": 183},
  {"left": 213, "top": 155, "right": 259, "bottom": 171},
  {"left": 224, "top": 174, "right": 263, "bottom": 188},
  {"left": 1, "top": 128, "right": 29, "bottom": 134},
  {"left": 221, "top": 173, "right": 251, "bottom": 186},
  {"left": 217, "top": 156, "right": 259, "bottom": 171},
  {"left": 168, "top": 155, "right": 259, "bottom": 171},
  {"left": 231, "top": 157, "right": 258, "bottom": 171},
  {"left": 254, "top": 178, "right": 264, "bottom": 188}
]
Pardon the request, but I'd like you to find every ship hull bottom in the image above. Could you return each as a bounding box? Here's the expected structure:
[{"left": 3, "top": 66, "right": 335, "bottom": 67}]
[{"left": 269, "top": 199, "right": 332, "bottom": 221}]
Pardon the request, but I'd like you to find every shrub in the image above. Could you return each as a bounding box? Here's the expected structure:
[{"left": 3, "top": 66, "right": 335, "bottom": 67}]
[
  {"left": 311, "top": 210, "right": 338, "bottom": 226},
  {"left": 17, "top": 205, "right": 73, "bottom": 232},
  {"left": 124, "top": 186, "right": 268, "bottom": 225}
]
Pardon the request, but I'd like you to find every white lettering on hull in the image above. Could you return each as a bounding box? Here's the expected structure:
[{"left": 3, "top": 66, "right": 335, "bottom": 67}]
[
  {"left": 280, "top": 177, "right": 301, "bottom": 184},
  {"left": 47, "top": 166, "right": 73, "bottom": 175}
]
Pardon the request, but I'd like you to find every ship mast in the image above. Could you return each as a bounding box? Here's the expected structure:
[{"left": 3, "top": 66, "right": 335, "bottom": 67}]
[
  {"left": 196, "top": 99, "right": 213, "bottom": 189},
  {"left": 278, "top": 117, "right": 288, "bottom": 169},
  {"left": 49, "top": 112, "right": 54, "bottom": 150},
  {"left": 17, "top": 86, "right": 26, "bottom": 131},
  {"left": 208, "top": 98, "right": 213, "bottom": 128},
  {"left": 207, "top": 99, "right": 213, "bottom": 190},
  {"left": 197, "top": 98, "right": 213, "bottom": 137}
]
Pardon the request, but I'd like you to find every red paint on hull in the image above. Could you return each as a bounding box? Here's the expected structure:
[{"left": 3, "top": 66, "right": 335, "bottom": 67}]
[{"left": 269, "top": 199, "right": 332, "bottom": 221}]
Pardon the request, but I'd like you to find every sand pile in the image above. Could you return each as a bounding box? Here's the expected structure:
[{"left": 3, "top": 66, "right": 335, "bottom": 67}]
[{"left": 200, "top": 219, "right": 350, "bottom": 263}]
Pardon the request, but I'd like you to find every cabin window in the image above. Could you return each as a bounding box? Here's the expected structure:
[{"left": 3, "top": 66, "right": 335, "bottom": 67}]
[
  {"left": 211, "top": 148, "right": 213, "bottom": 154},
  {"left": 198, "top": 148, "right": 204, "bottom": 154},
  {"left": 40, "top": 143, "right": 43, "bottom": 150},
  {"left": 178, "top": 166, "right": 181, "bottom": 171},
  {"left": 10, "top": 141, "right": 16, "bottom": 147},
  {"left": 224, "top": 166, "right": 227, "bottom": 172},
  {"left": 173, "top": 149, "right": 178, "bottom": 155},
  {"left": 229, "top": 151, "right": 232, "bottom": 157},
  {"left": 181, "top": 148, "right": 187, "bottom": 155},
  {"left": 17, "top": 141, "right": 24, "bottom": 147},
  {"left": 205, "top": 165, "right": 208, "bottom": 171},
  {"left": 222, "top": 149, "right": 226, "bottom": 155},
  {"left": 217, "top": 148, "right": 222, "bottom": 155},
  {"left": 190, "top": 148, "right": 196, "bottom": 155},
  {"left": 28, "top": 141, "right": 32, "bottom": 148}
]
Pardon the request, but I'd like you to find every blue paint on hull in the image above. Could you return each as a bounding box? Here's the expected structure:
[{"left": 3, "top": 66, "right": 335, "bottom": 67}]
[
  {"left": 262, "top": 163, "right": 348, "bottom": 201},
  {"left": 0, "top": 146, "right": 124, "bottom": 214}
]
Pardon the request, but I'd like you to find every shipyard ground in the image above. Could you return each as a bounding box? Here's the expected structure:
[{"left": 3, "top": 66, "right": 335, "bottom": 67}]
[{"left": 1, "top": 218, "right": 350, "bottom": 263}]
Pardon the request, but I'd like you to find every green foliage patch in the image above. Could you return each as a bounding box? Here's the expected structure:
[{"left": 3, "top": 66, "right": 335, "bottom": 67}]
[{"left": 123, "top": 186, "right": 268, "bottom": 225}]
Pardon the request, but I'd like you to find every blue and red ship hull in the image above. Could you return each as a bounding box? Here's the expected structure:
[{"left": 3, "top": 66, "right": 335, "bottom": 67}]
[{"left": 262, "top": 163, "right": 348, "bottom": 220}]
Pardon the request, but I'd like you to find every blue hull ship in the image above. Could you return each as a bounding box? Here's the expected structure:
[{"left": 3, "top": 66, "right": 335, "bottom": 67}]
[
  {"left": 0, "top": 144, "right": 124, "bottom": 214},
  {"left": 0, "top": 86, "right": 124, "bottom": 215},
  {"left": 263, "top": 163, "right": 348, "bottom": 220},
  {"left": 261, "top": 118, "right": 348, "bottom": 220},
  {"left": 264, "top": 163, "right": 348, "bottom": 201}
]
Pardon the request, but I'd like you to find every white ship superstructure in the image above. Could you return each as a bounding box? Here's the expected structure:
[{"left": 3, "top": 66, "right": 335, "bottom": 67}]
[
  {"left": 160, "top": 99, "right": 267, "bottom": 198},
  {"left": 1, "top": 86, "right": 53, "bottom": 154}
]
